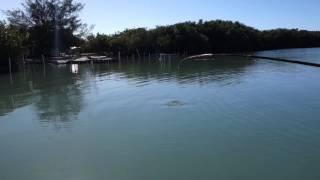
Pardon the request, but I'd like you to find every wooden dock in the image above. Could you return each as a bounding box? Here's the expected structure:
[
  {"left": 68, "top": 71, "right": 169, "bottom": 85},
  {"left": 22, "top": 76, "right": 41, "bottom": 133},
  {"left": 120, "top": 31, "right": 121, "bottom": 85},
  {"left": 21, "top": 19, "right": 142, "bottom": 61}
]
[{"left": 26, "top": 56, "right": 117, "bottom": 65}]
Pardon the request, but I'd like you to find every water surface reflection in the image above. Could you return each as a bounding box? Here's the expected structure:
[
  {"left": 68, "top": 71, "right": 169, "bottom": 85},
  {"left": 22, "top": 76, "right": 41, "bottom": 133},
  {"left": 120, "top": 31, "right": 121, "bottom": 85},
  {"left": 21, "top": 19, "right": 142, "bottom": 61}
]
[
  {"left": 1, "top": 52, "right": 320, "bottom": 180},
  {"left": 0, "top": 56, "right": 254, "bottom": 127}
]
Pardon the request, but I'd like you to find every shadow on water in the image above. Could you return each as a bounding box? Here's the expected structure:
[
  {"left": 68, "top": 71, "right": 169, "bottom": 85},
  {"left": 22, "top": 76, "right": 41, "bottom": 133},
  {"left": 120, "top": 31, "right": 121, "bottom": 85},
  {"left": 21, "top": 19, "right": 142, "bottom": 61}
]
[
  {"left": 0, "top": 56, "right": 255, "bottom": 128},
  {"left": 0, "top": 64, "right": 89, "bottom": 129},
  {"left": 33, "top": 67, "right": 85, "bottom": 129}
]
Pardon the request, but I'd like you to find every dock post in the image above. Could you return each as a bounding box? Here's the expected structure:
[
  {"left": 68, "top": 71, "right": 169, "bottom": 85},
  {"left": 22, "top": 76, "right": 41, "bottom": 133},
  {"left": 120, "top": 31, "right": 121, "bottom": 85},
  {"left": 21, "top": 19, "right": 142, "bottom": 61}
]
[
  {"left": 10, "top": 95, "right": 15, "bottom": 109},
  {"left": 136, "top": 49, "right": 141, "bottom": 60},
  {"left": 8, "top": 57, "right": 13, "bottom": 84},
  {"left": 42, "top": 54, "right": 45, "bottom": 64},
  {"left": 22, "top": 55, "right": 26, "bottom": 80},
  {"left": 42, "top": 54, "right": 46, "bottom": 77},
  {"left": 8, "top": 57, "right": 12, "bottom": 74},
  {"left": 118, "top": 51, "right": 121, "bottom": 61}
]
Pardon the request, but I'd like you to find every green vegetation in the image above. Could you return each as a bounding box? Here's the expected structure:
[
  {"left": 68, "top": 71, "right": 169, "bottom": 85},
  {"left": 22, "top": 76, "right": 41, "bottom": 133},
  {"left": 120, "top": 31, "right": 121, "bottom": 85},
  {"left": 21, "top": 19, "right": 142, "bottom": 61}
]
[
  {"left": 83, "top": 20, "right": 320, "bottom": 56},
  {"left": 1, "top": 0, "right": 320, "bottom": 72},
  {"left": 0, "top": 21, "right": 27, "bottom": 72},
  {"left": 5, "top": 0, "right": 87, "bottom": 57},
  {"left": 0, "top": 21, "right": 26, "bottom": 59}
]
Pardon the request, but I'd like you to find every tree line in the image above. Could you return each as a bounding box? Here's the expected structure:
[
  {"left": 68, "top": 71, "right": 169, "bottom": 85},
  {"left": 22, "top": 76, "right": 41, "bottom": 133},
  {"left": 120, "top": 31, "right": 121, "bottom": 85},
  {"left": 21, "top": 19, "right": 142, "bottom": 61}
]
[
  {"left": 1, "top": 0, "right": 86, "bottom": 59},
  {"left": 1, "top": 0, "right": 320, "bottom": 67},
  {"left": 82, "top": 20, "right": 320, "bottom": 56}
]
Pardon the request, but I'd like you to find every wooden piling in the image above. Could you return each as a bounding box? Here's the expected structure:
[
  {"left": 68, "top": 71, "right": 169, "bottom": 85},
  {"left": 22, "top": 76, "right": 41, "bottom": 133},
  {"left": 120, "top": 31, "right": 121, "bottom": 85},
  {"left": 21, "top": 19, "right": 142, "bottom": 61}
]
[
  {"left": 8, "top": 57, "right": 12, "bottom": 74},
  {"left": 136, "top": 49, "right": 141, "bottom": 59},
  {"left": 41, "top": 54, "right": 45, "bottom": 64},
  {"left": 8, "top": 57, "right": 13, "bottom": 84},
  {"left": 42, "top": 54, "right": 46, "bottom": 77},
  {"left": 22, "top": 55, "right": 26, "bottom": 80},
  {"left": 118, "top": 51, "right": 121, "bottom": 61}
]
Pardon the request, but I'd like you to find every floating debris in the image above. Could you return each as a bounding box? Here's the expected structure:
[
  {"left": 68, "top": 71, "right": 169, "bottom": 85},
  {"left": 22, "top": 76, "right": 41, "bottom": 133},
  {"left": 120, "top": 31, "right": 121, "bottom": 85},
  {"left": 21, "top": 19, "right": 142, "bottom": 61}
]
[
  {"left": 182, "top": 53, "right": 214, "bottom": 61},
  {"left": 165, "top": 100, "right": 186, "bottom": 107}
]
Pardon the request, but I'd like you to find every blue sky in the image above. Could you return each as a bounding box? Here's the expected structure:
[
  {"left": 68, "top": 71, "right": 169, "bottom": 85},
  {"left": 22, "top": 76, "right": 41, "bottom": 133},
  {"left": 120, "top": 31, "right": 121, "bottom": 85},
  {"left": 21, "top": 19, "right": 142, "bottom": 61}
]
[{"left": 1, "top": 0, "right": 319, "bottom": 34}]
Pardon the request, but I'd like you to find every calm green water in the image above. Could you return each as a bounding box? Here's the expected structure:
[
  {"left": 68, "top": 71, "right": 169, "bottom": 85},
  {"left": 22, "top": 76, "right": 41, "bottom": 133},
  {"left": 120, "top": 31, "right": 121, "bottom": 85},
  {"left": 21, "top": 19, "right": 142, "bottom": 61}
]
[{"left": 1, "top": 48, "right": 320, "bottom": 180}]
